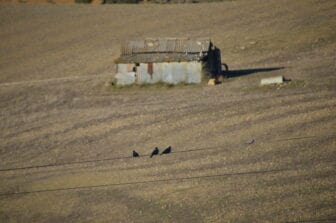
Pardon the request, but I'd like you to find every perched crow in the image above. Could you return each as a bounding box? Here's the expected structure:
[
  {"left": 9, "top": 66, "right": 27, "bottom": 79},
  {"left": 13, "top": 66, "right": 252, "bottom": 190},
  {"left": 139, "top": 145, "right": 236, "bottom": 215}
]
[
  {"left": 150, "top": 147, "right": 159, "bottom": 158},
  {"left": 133, "top": 150, "right": 140, "bottom": 157},
  {"left": 161, "top": 146, "right": 172, "bottom": 155}
]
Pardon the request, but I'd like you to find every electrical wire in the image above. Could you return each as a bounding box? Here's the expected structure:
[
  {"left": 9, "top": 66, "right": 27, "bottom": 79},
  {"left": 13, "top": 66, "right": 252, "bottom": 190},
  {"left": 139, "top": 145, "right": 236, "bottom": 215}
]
[
  {"left": 0, "top": 134, "right": 334, "bottom": 172},
  {"left": 0, "top": 167, "right": 291, "bottom": 196}
]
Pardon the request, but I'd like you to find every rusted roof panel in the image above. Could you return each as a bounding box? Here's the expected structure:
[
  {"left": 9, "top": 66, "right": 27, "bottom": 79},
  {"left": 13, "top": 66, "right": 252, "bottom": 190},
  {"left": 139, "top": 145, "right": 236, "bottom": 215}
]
[
  {"left": 121, "top": 38, "right": 211, "bottom": 55},
  {"left": 115, "top": 53, "right": 203, "bottom": 63}
]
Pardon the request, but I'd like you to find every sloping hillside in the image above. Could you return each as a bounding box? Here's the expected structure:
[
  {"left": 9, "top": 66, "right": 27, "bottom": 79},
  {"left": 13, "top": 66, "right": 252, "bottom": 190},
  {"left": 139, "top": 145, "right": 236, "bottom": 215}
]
[{"left": 0, "top": 1, "right": 335, "bottom": 222}]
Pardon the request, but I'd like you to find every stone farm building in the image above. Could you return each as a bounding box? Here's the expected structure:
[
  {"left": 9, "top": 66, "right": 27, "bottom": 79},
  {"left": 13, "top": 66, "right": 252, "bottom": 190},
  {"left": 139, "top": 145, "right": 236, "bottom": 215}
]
[{"left": 114, "top": 37, "right": 222, "bottom": 86}]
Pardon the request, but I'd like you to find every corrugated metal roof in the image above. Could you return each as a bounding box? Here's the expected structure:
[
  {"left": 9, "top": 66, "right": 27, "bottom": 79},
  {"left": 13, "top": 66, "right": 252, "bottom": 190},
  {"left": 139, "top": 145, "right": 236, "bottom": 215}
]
[
  {"left": 116, "top": 53, "right": 202, "bottom": 63},
  {"left": 121, "top": 37, "right": 211, "bottom": 55}
]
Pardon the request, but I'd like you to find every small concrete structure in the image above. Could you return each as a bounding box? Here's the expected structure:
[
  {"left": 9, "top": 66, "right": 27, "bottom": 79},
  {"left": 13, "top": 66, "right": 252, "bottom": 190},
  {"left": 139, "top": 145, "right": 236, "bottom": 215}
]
[
  {"left": 114, "top": 38, "right": 222, "bottom": 86},
  {"left": 260, "top": 76, "right": 284, "bottom": 85}
]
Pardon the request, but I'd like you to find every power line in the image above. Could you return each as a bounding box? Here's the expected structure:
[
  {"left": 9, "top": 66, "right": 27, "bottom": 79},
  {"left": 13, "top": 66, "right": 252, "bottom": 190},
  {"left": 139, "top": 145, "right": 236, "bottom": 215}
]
[
  {"left": 0, "top": 154, "right": 134, "bottom": 172},
  {"left": 0, "top": 167, "right": 291, "bottom": 197},
  {"left": 0, "top": 146, "right": 221, "bottom": 172},
  {"left": 0, "top": 147, "right": 221, "bottom": 172},
  {"left": 285, "top": 218, "right": 336, "bottom": 223},
  {"left": 272, "top": 135, "right": 317, "bottom": 142},
  {"left": 0, "top": 134, "right": 334, "bottom": 172}
]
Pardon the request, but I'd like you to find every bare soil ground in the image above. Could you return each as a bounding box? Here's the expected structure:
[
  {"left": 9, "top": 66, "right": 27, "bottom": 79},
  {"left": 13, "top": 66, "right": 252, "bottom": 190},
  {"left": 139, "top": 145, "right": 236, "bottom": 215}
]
[{"left": 0, "top": 1, "right": 336, "bottom": 222}]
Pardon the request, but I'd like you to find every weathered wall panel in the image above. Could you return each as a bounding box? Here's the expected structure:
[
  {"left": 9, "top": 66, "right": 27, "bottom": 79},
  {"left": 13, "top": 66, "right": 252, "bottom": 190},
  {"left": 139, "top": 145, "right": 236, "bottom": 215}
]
[
  {"left": 186, "top": 62, "right": 202, "bottom": 83},
  {"left": 137, "top": 63, "right": 151, "bottom": 84},
  {"left": 153, "top": 63, "right": 163, "bottom": 83},
  {"left": 117, "top": 64, "right": 130, "bottom": 74},
  {"left": 161, "top": 62, "right": 173, "bottom": 84},
  {"left": 115, "top": 61, "right": 202, "bottom": 86}
]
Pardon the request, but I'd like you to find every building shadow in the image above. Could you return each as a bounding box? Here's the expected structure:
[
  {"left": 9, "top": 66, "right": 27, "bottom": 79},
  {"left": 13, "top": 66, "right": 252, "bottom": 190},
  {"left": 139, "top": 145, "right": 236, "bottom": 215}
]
[{"left": 224, "top": 67, "right": 285, "bottom": 78}]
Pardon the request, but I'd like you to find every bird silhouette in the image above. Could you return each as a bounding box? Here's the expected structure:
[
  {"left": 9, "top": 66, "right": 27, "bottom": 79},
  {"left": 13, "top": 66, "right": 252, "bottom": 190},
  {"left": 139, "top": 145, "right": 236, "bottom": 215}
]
[
  {"left": 133, "top": 150, "right": 140, "bottom": 157},
  {"left": 247, "top": 139, "right": 255, "bottom": 145},
  {"left": 161, "top": 146, "right": 172, "bottom": 155},
  {"left": 150, "top": 147, "right": 159, "bottom": 158}
]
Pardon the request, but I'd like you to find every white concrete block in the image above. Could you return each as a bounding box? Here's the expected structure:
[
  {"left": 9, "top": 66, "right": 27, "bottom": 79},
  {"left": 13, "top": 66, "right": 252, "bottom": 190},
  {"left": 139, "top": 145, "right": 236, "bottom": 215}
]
[{"left": 260, "top": 76, "right": 284, "bottom": 85}]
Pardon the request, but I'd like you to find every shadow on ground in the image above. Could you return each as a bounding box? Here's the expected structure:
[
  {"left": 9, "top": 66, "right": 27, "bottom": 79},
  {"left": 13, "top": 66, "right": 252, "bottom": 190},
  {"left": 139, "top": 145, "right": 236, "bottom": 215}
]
[{"left": 224, "top": 67, "right": 285, "bottom": 78}]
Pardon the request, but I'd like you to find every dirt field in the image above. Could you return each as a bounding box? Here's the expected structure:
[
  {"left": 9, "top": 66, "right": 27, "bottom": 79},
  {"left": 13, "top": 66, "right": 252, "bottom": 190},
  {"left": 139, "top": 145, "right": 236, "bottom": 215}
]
[{"left": 0, "top": 0, "right": 336, "bottom": 222}]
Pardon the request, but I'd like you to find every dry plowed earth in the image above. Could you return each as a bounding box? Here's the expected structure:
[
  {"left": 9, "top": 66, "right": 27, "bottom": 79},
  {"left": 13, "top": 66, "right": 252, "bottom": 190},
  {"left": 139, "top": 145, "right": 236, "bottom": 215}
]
[{"left": 0, "top": 1, "right": 335, "bottom": 222}]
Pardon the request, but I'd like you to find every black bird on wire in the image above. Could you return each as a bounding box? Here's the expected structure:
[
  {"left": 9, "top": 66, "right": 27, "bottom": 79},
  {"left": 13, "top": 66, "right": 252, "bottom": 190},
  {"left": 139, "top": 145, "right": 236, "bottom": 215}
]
[
  {"left": 161, "top": 146, "right": 172, "bottom": 155},
  {"left": 133, "top": 150, "right": 140, "bottom": 157},
  {"left": 150, "top": 147, "right": 159, "bottom": 158}
]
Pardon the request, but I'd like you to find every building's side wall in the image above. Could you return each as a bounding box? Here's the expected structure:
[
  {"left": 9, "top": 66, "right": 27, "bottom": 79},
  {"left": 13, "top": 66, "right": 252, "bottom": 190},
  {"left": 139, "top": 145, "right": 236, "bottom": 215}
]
[
  {"left": 152, "top": 63, "right": 163, "bottom": 83},
  {"left": 157, "top": 62, "right": 201, "bottom": 84},
  {"left": 207, "top": 47, "right": 222, "bottom": 78},
  {"left": 114, "top": 62, "right": 202, "bottom": 86},
  {"left": 186, "top": 62, "right": 202, "bottom": 83},
  {"left": 137, "top": 63, "right": 152, "bottom": 84},
  {"left": 114, "top": 64, "right": 136, "bottom": 86},
  {"left": 161, "top": 62, "right": 185, "bottom": 84},
  {"left": 116, "top": 63, "right": 129, "bottom": 74}
]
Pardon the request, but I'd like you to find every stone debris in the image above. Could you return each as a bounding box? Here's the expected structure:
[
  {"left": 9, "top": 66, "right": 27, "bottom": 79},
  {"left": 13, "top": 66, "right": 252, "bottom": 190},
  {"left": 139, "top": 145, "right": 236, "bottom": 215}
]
[{"left": 207, "top": 78, "right": 216, "bottom": 86}]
